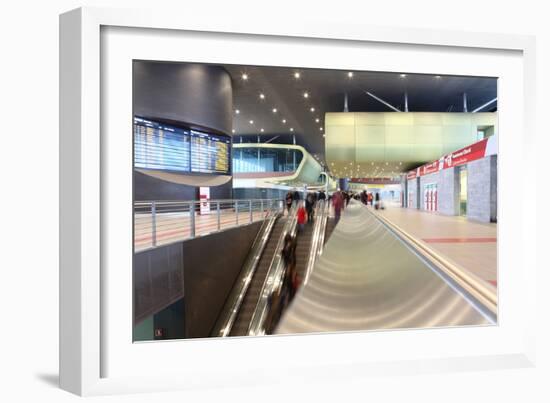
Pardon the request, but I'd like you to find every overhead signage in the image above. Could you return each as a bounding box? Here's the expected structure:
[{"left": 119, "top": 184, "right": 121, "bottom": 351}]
[{"left": 407, "top": 136, "right": 495, "bottom": 179}]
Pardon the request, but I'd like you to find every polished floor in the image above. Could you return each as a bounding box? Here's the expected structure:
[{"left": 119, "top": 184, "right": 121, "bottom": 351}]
[{"left": 374, "top": 205, "right": 497, "bottom": 287}]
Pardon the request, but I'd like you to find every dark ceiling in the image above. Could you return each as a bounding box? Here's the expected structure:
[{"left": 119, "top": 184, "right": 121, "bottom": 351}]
[{"left": 181, "top": 62, "right": 497, "bottom": 164}]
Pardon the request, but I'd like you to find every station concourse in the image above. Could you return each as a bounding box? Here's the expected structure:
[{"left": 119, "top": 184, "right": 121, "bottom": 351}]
[{"left": 131, "top": 61, "right": 498, "bottom": 341}]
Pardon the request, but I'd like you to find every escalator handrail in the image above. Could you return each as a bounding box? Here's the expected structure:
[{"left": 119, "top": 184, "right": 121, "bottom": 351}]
[
  {"left": 210, "top": 204, "right": 282, "bottom": 337},
  {"left": 247, "top": 201, "right": 301, "bottom": 336},
  {"left": 303, "top": 200, "right": 329, "bottom": 285}
]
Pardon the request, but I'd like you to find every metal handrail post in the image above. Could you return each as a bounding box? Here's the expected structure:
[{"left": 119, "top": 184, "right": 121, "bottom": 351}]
[
  {"left": 190, "top": 201, "right": 195, "bottom": 238},
  {"left": 217, "top": 201, "right": 221, "bottom": 231},
  {"left": 235, "top": 201, "right": 239, "bottom": 225},
  {"left": 260, "top": 199, "right": 264, "bottom": 217},
  {"left": 249, "top": 200, "right": 253, "bottom": 223},
  {"left": 151, "top": 201, "right": 157, "bottom": 247}
]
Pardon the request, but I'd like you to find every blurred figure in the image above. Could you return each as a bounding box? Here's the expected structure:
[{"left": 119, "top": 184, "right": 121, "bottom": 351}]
[
  {"left": 374, "top": 192, "right": 380, "bottom": 210},
  {"left": 292, "top": 188, "right": 301, "bottom": 202},
  {"left": 297, "top": 204, "right": 307, "bottom": 232},
  {"left": 267, "top": 234, "right": 296, "bottom": 334},
  {"left": 344, "top": 191, "right": 351, "bottom": 207},
  {"left": 305, "top": 192, "right": 315, "bottom": 222},
  {"left": 367, "top": 192, "right": 373, "bottom": 206},
  {"left": 285, "top": 191, "right": 293, "bottom": 215},
  {"left": 360, "top": 190, "right": 368, "bottom": 205},
  {"left": 318, "top": 190, "right": 326, "bottom": 201},
  {"left": 282, "top": 233, "right": 298, "bottom": 302},
  {"left": 332, "top": 190, "right": 344, "bottom": 223}
]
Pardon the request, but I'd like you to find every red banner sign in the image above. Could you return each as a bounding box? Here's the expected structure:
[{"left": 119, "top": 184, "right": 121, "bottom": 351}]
[
  {"left": 407, "top": 137, "right": 490, "bottom": 179},
  {"left": 350, "top": 177, "right": 400, "bottom": 185},
  {"left": 442, "top": 138, "right": 489, "bottom": 169}
]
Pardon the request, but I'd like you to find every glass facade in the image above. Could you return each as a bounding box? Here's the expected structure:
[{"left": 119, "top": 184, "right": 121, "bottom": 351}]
[{"left": 232, "top": 147, "right": 303, "bottom": 173}]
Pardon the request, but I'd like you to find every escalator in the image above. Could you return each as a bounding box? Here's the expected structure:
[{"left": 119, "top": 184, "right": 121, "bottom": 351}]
[
  {"left": 229, "top": 217, "right": 287, "bottom": 336},
  {"left": 294, "top": 222, "right": 314, "bottom": 284},
  {"left": 213, "top": 200, "right": 330, "bottom": 338}
]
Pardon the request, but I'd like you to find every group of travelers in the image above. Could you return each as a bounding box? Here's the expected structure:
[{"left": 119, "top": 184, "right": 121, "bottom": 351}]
[{"left": 359, "top": 190, "right": 383, "bottom": 209}]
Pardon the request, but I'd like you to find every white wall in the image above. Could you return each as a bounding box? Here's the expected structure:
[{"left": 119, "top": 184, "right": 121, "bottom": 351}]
[{"left": 2, "top": 1, "right": 549, "bottom": 402}]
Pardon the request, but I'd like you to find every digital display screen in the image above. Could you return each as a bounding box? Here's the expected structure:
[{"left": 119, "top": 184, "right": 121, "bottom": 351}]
[{"left": 134, "top": 117, "right": 231, "bottom": 175}]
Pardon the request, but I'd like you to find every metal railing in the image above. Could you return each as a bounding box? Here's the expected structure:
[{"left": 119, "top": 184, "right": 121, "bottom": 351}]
[
  {"left": 303, "top": 200, "right": 329, "bottom": 285},
  {"left": 134, "top": 198, "right": 283, "bottom": 251}
]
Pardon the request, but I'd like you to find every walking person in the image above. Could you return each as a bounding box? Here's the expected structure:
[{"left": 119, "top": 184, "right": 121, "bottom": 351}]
[
  {"left": 297, "top": 203, "right": 307, "bottom": 232},
  {"left": 285, "top": 191, "right": 293, "bottom": 215},
  {"left": 305, "top": 192, "right": 315, "bottom": 222},
  {"left": 332, "top": 190, "right": 343, "bottom": 224}
]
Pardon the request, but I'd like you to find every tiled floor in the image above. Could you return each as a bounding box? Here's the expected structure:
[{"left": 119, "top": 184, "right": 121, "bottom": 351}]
[{"left": 374, "top": 205, "right": 497, "bottom": 286}]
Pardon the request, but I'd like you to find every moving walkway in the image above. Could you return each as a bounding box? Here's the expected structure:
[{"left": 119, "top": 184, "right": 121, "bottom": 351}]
[{"left": 276, "top": 200, "right": 495, "bottom": 335}]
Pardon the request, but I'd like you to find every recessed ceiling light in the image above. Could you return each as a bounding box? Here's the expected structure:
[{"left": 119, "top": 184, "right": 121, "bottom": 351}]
[
  {"left": 315, "top": 118, "right": 320, "bottom": 123},
  {"left": 400, "top": 74, "right": 407, "bottom": 78},
  {"left": 235, "top": 109, "right": 240, "bottom": 114},
  {"left": 303, "top": 92, "right": 309, "bottom": 98},
  {"left": 319, "top": 127, "right": 323, "bottom": 131},
  {"left": 435, "top": 75, "right": 442, "bottom": 79},
  {"left": 260, "top": 128, "right": 264, "bottom": 132},
  {"left": 310, "top": 107, "right": 315, "bottom": 112},
  {"left": 294, "top": 72, "right": 301, "bottom": 79},
  {"left": 249, "top": 120, "right": 254, "bottom": 124},
  {"left": 282, "top": 119, "right": 286, "bottom": 124},
  {"left": 348, "top": 72, "right": 354, "bottom": 78},
  {"left": 232, "top": 129, "right": 235, "bottom": 133},
  {"left": 272, "top": 108, "right": 277, "bottom": 113},
  {"left": 241, "top": 73, "right": 248, "bottom": 80},
  {"left": 259, "top": 93, "right": 265, "bottom": 99},
  {"left": 290, "top": 128, "right": 294, "bottom": 132}
]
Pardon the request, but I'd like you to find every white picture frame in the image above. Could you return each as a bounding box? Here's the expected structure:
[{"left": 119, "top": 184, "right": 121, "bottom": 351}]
[{"left": 59, "top": 6, "right": 537, "bottom": 396}]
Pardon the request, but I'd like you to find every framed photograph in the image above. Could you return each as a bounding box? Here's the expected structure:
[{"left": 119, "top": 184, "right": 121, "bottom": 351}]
[{"left": 60, "top": 6, "right": 537, "bottom": 396}]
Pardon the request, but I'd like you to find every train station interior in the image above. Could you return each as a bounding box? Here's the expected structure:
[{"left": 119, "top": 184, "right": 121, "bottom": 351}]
[{"left": 132, "top": 61, "right": 498, "bottom": 341}]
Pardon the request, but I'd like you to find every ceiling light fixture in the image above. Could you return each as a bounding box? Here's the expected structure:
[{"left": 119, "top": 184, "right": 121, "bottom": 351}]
[
  {"left": 232, "top": 129, "right": 235, "bottom": 133},
  {"left": 282, "top": 119, "right": 286, "bottom": 124},
  {"left": 303, "top": 92, "right": 309, "bottom": 98},
  {"left": 348, "top": 72, "right": 354, "bottom": 78},
  {"left": 290, "top": 128, "right": 294, "bottom": 132},
  {"left": 249, "top": 120, "right": 254, "bottom": 125},
  {"left": 310, "top": 107, "right": 315, "bottom": 112},
  {"left": 272, "top": 108, "right": 277, "bottom": 113},
  {"left": 259, "top": 93, "right": 265, "bottom": 99},
  {"left": 260, "top": 128, "right": 264, "bottom": 132},
  {"left": 241, "top": 73, "right": 248, "bottom": 80},
  {"left": 294, "top": 72, "right": 301, "bottom": 79},
  {"left": 315, "top": 118, "right": 320, "bottom": 123},
  {"left": 319, "top": 127, "right": 323, "bottom": 131},
  {"left": 235, "top": 109, "right": 240, "bottom": 114},
  {"left": 400, "top": 74, "right": 407, "bottom": 78}
]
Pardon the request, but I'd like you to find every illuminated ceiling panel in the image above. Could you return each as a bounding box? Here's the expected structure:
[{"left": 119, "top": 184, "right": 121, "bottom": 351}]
[{"left": 325, "top": 112, "right": 497, "bottom": 178}]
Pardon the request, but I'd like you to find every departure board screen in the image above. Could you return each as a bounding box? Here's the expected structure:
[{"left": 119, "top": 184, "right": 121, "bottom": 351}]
[{"left": 134, "top": 117, "right": 231, "bottom": 175}]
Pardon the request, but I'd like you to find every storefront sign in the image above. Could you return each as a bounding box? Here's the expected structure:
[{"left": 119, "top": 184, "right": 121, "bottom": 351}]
[
  {"left": 407, "top": 136, "right": 495, "bottom": 179},
  {"left": 443, "top": 138, "right": 489, "bottom": 169}
]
